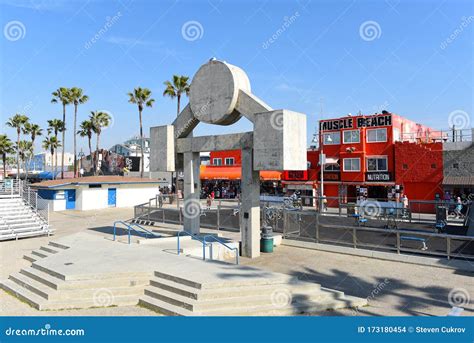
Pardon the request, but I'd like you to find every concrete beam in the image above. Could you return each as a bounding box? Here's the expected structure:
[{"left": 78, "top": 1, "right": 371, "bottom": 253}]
[
  {"left": 173, "top": 104, "right": 200, "bottom": 139},
  {"left": 150, "top": 125, "right": 175, "bottom": 172},
  {"left": 240, "top": 148, "right": 260, "bottom": 258},
  {"left": 235, "top": 89, "right": 272, "bottom": 124},
  {"left": 176, "top": 132, "right": 253, "bottom": 153}
]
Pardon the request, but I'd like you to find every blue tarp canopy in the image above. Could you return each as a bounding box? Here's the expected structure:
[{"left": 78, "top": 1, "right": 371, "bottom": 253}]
[{"left": 37, "top": 171, "right": 60, "bottom": 180}]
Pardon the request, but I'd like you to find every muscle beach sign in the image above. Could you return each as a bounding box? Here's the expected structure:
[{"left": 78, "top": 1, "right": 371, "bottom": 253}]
[{"left": 319, "top": 114, "right": 392, "bottom": 131}]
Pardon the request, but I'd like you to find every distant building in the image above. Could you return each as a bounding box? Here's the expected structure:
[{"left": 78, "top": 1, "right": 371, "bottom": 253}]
[
  {"left": 109, "top": 136, "right": 150, "bottom": 173},
  {"left": 28, "top": 152, "right": 74, "bottom": 172}
]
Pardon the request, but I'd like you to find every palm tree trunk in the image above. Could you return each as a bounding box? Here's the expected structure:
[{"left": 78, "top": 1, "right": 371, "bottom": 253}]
[
  {"left": 73, "top": 104, "right": 78, "bottom": 177},
  {"left": 95, "top": 131, "right": 100, "bottom": 176},
  {"left": 16, "top": 130, "right": 20, "bottom": 180},
  {"left": 88, "top": 136, "right": 93, "bottom": 174},
  {"left": 51, "top": 148, "right": 56, "bottom": 180},
  {"left": 139, "top": 108, "right": 144, "bottom": 178},
  {"left": 177, "top": 94, "right": 181, "bottom": 116},
  {"left": 2, "top": 154, "right": 6, "bottom": 179},
  {"left": 61, "top": 103, "right": 66, "bottom": 179}
]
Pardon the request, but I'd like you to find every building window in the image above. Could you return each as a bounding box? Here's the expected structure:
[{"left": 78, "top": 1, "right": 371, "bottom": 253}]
[
  {"left": 431, "top": 163, "right": 436, "bottom": 169},
  {"left": 323, "top": 132, "right": 340, "bottom": 145},
  {"left": 343, "top": 130, "right": 360, "bottom": 144},
  {"left": 343, "top": 158, "right": 360, "bottom": 172},
  {"left": 403, "top": 164, "right": 408, "bottom": 170},
  {"left": 367, "top": 157, "right": 388, "bottom": 172},
  {"left": 324, "top": 163, "right": 340, "bottom": 171},
  {"left": 225, "top": 157, "right": 235, "bottom": 166},
  {"left": 367, "top": 128, "right": 387, "bottom": 143},
  {"left": 212, "top": 158, "right": 222, "bottom": 166}
]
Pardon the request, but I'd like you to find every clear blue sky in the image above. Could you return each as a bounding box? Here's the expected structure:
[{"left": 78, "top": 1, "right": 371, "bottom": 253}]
[{"left": 1, "top": 0, "right": 473, "bottom": 154}]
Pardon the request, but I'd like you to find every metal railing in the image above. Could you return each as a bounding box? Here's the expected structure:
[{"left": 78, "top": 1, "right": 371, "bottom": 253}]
[
  {"left": 177, "top": 230, "right": 206, "bottom": 259},
  {"left": 113, "top": 220, "right": 160, "bottom": 244},
  {"left": 203, "top": 235, "right": 239, "bottom": 264},
  {"left": 282, "top": 210, "right": 474, "bottom": 261}
]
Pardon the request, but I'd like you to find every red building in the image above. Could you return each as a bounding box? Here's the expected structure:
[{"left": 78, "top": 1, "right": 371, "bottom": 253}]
[{"left": 201, "top": 112, "right": 445, "bottom": 208}]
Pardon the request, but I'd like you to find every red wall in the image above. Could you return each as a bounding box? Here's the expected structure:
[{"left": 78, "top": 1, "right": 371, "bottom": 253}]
[
  {"left": 209, "top": 150, "right": 241, "bottom": 165},
  {"left": 394, "top": 141, "right": 443, "bottom": 202}
]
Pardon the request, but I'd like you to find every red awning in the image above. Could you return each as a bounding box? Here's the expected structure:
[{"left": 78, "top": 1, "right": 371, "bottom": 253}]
[{"left": 200, "top": 165, "right": 281, "bottom": 181}]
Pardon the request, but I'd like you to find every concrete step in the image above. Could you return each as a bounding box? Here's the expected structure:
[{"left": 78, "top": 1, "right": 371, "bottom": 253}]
[
  {"left": 31, "top": 249, "right": 51, "bottom": 259},
  {"left": 20, "top": 267, "right": 64, "bottom": 290},
  {"left": 143, "top": 284, "right": 330, "bottom": 312},
  {"left": 153, "top": 270, "right": 294, "bottom": 290},
  {"left": 148, "top": 276, "right": 321, "bottom": 301},
  {"left": 39, "top": 246, "right": 59, "bottom": 254},
  {"left": 48, "top": 241, "right": 70, "bottom": 250},
  {"left": 23, "top": 253, "right": 38, "bottom": 263},
  {"left": 19, "top": 266, "right": 149, "bottom": 291},
  {"left": 1, "top": 279, "right": 139, "bottom": 310},
  {"left": 139, "top": 291, "right": 365, "bottom": 316}
]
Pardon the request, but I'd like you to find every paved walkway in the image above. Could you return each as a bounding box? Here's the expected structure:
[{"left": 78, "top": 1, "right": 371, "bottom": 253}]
[{"left": 1, "top": 207, "right": 472, "bottom": 316}]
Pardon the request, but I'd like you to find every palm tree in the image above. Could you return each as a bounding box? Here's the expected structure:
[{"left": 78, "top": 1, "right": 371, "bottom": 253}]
[
  {"left": 163, "top": 75, "right": 190, "bottom": 116},
  {"left": 47, "top": 119, "right": 65, "bottom": 179},
  {"left": 23, "top": 123, "right": 43, "bottom": 171},
  {"left": 51, "top": 87, "right": 71, "bottom": 179},
  {"left": 69, "top": 87, "right": 89, "bottom": 177},
  {"left": 6, "top": 114, "right": 29, "bottom": 179},
  {"left": 90, "top": 111, "right": 111, "bottom": 175},
  {"left": 42, "top": 136, "right": 61, "bottom": 179},
  {"left": 0, "top": 135, "right": 14, "bottom": 178},
  {"left": 77, "top": 120, "right": 94, "bottom": 173},
  {"left": 128, "top": 87, "right": 155, "bottom": 178},
  {"left": 17, "top": 140, "right": 33, "bottom": 180}
]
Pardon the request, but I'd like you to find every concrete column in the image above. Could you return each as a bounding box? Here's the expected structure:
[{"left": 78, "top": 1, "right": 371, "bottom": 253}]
[
  {"left": 240, "top": 148, "right": 260, "bottom": 258},
  {"left": 183, "top": 151, "right": 201, "bottom": 234}
]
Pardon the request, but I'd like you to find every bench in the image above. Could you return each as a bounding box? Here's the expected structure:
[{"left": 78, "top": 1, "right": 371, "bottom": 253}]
[
  {"left": 350, "top": 214, "right": 367, "bottom": 226},
  {"left": 400, "top": 235, "right": 428, "bottom": 250}
]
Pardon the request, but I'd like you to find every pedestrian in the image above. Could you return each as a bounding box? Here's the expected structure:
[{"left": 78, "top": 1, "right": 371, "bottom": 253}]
[
  {"left": 454, "top": 197, "right": 463, "bottom": 218},
  {"left": 402, "top": 194, "right": 409, "bottom": 217},
  {"left": 206, "top": 194, "right": 212, "bottom": 210}
]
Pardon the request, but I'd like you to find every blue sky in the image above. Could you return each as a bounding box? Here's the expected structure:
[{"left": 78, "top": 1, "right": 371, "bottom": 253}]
[{"left": 1, "top": 0, "right": 473, "bottom": 154}]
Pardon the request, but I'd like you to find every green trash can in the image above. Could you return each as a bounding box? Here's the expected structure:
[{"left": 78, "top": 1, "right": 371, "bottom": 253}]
[{"left": 260, "top": 237, "right": 274, "bottom": 253}]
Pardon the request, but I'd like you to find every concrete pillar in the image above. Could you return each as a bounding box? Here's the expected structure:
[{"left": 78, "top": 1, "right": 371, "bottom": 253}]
[
  {"left": 240, "top": 148, "right": 260, "bottom": 258},
  {"left": 183, "top": 152, "right": 201, "bottom": 234}
]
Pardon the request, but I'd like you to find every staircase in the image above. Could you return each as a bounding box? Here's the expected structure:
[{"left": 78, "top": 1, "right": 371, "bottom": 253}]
[
  {"left": 1, "top": 241, "right": 149, "bottom": 310},
  {"left": 139, "top": 270, "right": 366, "bottom": 316},
  {"left": 0, "top": 180, "right": 52, "bottom": 241}
]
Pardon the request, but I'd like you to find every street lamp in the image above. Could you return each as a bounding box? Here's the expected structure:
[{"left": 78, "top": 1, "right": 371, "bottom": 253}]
[{"left": 78, "top": 150, "right": 85, "bottom": 177}]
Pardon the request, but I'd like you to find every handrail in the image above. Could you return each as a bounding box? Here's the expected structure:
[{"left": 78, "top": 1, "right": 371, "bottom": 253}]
[
  {"left": 113, "top": 220, "right": 160, "bottom": 244},
  {"left": 203, "top": 235, "right": 239, "bottom": 265},
  {"left": 128, "top": 222, "right": 158, "bottom": 238},
  {"left": 177, "top": 230, "right": 207, "bottom": 260}
]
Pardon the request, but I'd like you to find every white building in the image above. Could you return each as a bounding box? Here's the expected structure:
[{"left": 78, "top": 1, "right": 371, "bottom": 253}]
[
  {"left": 29, "top": 152, "right": 75, "bottom": 172},
  {"left": 32, "top": 176, "right": 164, "bottom": 211}
]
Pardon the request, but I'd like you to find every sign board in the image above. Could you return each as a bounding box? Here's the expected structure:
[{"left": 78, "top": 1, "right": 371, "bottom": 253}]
[
  {"left": 124, "top": 156, "right": 140, "bottom": 172},
  {"left": 319, "top": 114, "right": 392, "bottom": 131},
  {"left": 318, "top": 172, "right": 340, "bottom": 181},
  {"left": 366, "top": 172, "right": 391, "bottom": 182}
]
